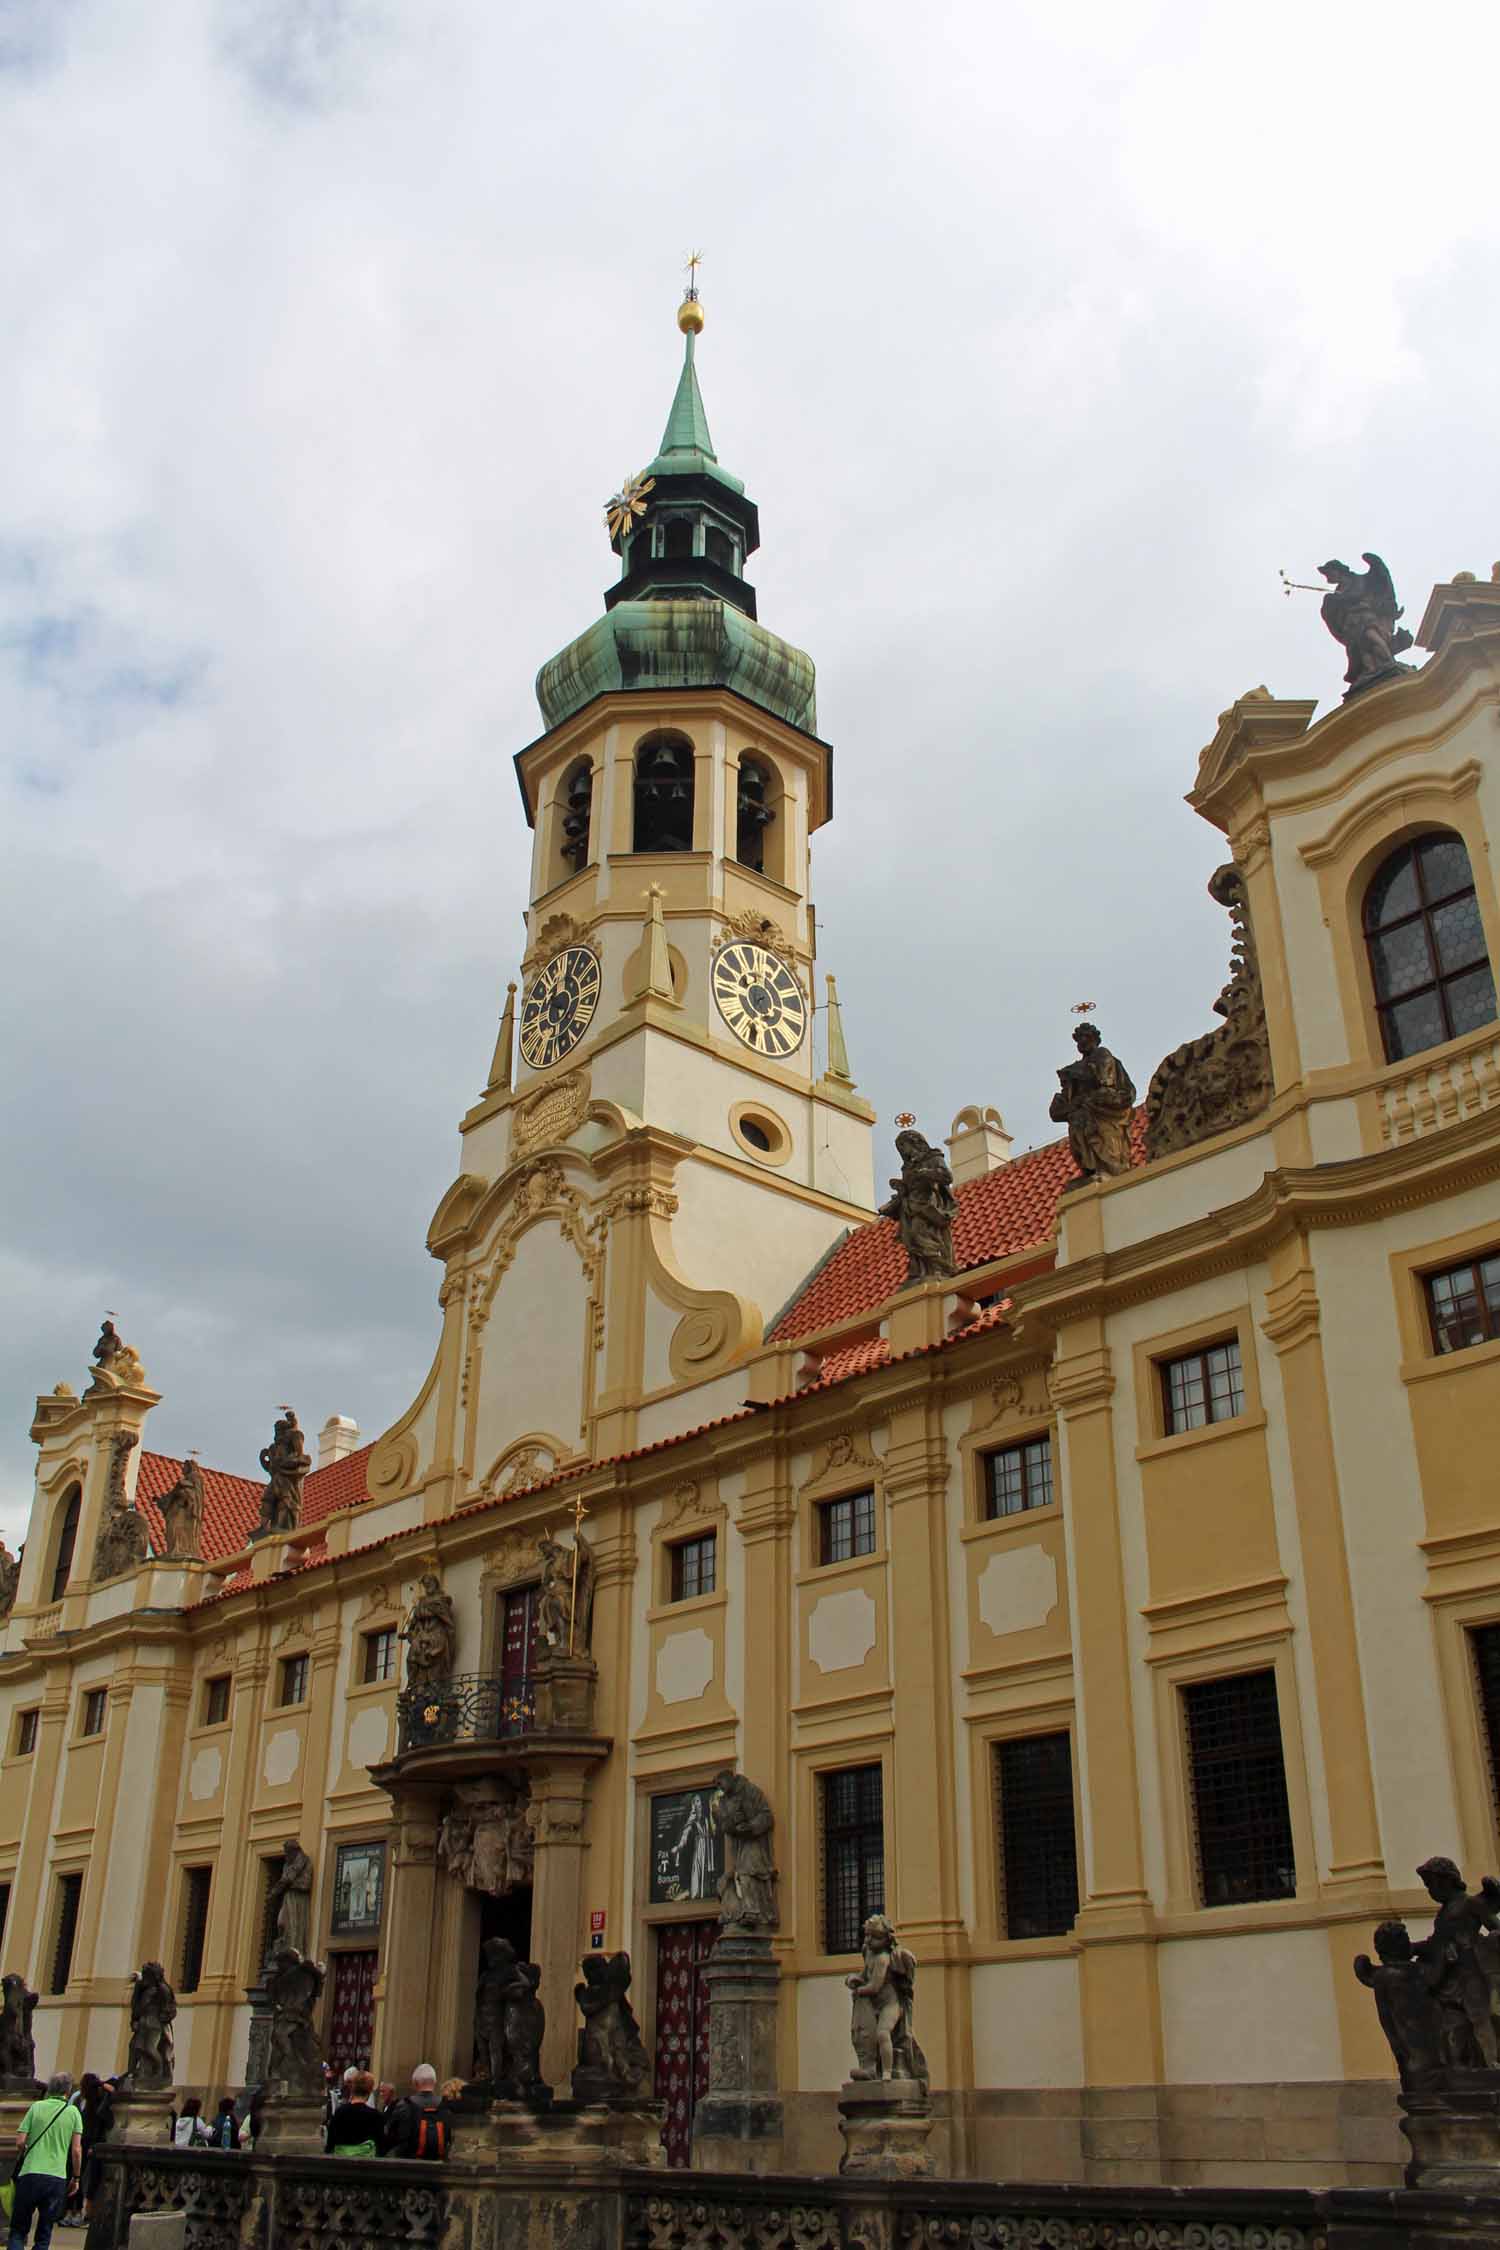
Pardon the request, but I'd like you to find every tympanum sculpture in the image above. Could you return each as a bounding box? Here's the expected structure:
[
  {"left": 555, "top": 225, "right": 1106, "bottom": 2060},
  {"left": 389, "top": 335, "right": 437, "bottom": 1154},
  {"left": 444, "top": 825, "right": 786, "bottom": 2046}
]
[
  {"left": 255, "top": 1408, "right": 310, "bottom": 1538},
  {"left": 879, "top": 1128, "right": 957, "bottom": 1287},
  {"left": 573, "top": 1951, "right": 652, "bottom": 2103},
  {"left": 0, "top": 1971, "right": 38, "bottom": 2089},
  {"left": 124, "top": 1961, "right": 176, "bottom": 2090},
  {"left": 1319, "top": 552, "right": 1414, "bottom": 695},
  {"left": 1050, "top": 1021, "right": 1135, "bottom": 1184},
  {"left": 400, "top": 1571, "right": 457, "bottom": 1689},
  {"left": 157, "top": 1457, "right": 205, "bottom": 1562},
  {"left": 439, "top": 1779, "right": 534, "bottom": 1897},
  {"left": 712, "top": 1770, "right": 778, "bottom": 1933}
]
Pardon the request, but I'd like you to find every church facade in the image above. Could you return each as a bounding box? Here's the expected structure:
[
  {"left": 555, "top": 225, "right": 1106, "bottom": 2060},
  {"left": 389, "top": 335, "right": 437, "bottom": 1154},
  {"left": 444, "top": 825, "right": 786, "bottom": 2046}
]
[{"left": 5, "top": 292, "right": 1500, "bottom": 2185}]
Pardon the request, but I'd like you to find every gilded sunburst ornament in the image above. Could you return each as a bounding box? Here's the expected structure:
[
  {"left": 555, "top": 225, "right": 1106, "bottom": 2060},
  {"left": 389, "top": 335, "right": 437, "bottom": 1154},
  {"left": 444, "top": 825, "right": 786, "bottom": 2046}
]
[{"left": 605, "top": 472, "right": 655, "bottom": 540}]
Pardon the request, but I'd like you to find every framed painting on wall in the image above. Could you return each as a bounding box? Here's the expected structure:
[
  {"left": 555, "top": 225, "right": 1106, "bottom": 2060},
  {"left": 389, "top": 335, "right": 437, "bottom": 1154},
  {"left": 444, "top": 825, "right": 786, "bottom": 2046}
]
[{"left": 331, "top": 1840, "right": 386, "bottom": 1935}]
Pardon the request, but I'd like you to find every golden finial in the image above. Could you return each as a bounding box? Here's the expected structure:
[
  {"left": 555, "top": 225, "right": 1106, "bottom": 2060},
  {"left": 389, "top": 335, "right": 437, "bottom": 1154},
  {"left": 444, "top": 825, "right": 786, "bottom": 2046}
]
[{"left": 678, "top": 248, "right": 705, "bottom": 335}]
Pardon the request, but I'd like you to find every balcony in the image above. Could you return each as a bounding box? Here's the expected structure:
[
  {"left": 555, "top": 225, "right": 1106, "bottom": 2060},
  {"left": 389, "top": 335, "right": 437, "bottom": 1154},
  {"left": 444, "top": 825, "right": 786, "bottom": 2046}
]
[
  {"left": 396, "top": 1672, "right": 538, "bottom": 1756},
  {"left": 374, "top": 1658, "right": 608, "bottom": 1790}
]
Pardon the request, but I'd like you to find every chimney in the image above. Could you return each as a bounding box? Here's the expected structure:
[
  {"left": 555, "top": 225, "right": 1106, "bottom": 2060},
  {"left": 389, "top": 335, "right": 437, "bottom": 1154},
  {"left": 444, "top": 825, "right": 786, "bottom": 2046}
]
[
  {"left": 317, "top": 1414, "right": 360, "bottom": 1469},
  {"left": 946, "top": 1104, "right": 1014, "bottom": 1186}
]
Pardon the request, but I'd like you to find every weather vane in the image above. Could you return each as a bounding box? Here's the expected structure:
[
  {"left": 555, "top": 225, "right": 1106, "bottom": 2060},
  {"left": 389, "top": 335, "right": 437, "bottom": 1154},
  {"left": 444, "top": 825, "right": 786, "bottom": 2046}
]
[{"left": 605, "top": 472, "right": 655, "bottom": 541}]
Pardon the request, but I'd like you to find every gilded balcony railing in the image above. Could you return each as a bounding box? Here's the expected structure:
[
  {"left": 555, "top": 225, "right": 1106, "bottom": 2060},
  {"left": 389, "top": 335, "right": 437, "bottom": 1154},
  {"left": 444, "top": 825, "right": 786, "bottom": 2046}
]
[{"left": 395, "top": 1671, "right": 536, "bottom": 1755}]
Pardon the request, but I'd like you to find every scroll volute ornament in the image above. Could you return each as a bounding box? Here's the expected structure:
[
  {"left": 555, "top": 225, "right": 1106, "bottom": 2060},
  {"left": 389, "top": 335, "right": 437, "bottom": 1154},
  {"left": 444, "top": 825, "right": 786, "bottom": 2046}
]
[{"left": 1144, "top": 863, "right": 1273, "bottom": 1161}]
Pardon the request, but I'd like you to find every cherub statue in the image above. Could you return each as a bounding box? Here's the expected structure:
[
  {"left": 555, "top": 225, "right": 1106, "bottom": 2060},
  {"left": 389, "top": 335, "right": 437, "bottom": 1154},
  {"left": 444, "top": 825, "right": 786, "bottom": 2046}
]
[
  {"left": 712, "top": 1769, "right": 779, "bottom": 1932},
  {"left": 1354, "top": 1919, "right": 1448, "bottom": 2086},
  {"left": 0, "top": 1972, "right": 38, "bottom": 2087},
  {"left": 158, "top": 1457, "right": 205, "bottom": 1562},
  {"left": 1319, "top": 553, "right": 1414, "bottom": 694},
  {"left": 267, "top": 1947, "right": 326, "bottom": 2095},
  {"left": 1414, "top": 1855, "right": 1500, "bottom": 2068},
  {"left": 0, "top": 1539, "right": 19, "bottom": 1621},
  {"left": 400, "top": 1571, "right": 457, "bottom": 1689},
  {"left": 125, "top": 1961, "right": 176, "bottom": 2090},
  {"left": 879, "top": 1129, "right": 957, "bottom": 1286},
  {"left": 86, "top": 1320, "right": 146, "bottom": 1394},
  {"left": 255, "top": 1408, "right": 311, "bottom": 1537},
  {"left": 847, "top": 1914, "right": 927, "bottom": 2087},
  {"left": 573, "top": 1951, "right": 651, "bottom": 2100},
  {"left": 500, "top": 1956, "right": 549, "bottom": 2102},
  {"left": 1049, "top": 1021, "right": 1135, "bottom": 1183}
]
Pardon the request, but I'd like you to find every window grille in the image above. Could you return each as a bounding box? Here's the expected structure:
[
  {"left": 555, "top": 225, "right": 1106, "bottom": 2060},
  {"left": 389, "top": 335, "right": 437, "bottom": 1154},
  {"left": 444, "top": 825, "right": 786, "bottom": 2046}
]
[
  {"left": 1364, "top": 831, "right": 1497, "bottom": 1062},
  {"left": 995, "top": 1732, "right": 1080, "bottom": 1938},
  {"left": 817, "top": 1490, "right": 877, "bottom": 1567},
  {"left": 1183, "top": 1669, "right": 1296, "bottom": 1906},
  {"left": 50, "top": 1872, "right": 83, "bottom": 1994},
  {"left": 179, "top": 1866, "right": 212, "bottom": 1994},
  {"left": 363, "top": 1629, "right": 397, "bottom": 1684},
  {"left": 16, "top": 1709, "right": 38, "bottom": 1756},
  {"left": 821, "top": 1763, "right": 884, "bottom": 1953},
  {"left": 1161, "top": 1339, "right": 1244, "bottom": 1435},
  {"left": 80, "top": 1688, "right": 107, "bottom": 1737},
  {"left": 279, "top": 1654, "right": 309, "bottom": 1706},
  {"left": 984, "top": 1437, "right": 1055, "bottom": 1519},
  {"left": 203, "top": 1675, "right": 231, "bottom": 1727},
  {"left": 1426, "top": 1255, "right": 1500, "bottom": 1355},
  {"left": 669, "top": 1534, "right": 717, "bottom": 1602}
]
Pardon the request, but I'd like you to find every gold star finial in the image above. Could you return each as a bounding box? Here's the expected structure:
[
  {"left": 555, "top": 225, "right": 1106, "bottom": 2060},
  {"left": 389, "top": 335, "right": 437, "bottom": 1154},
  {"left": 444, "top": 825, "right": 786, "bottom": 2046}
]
[{"left": 678, "top": 249, "right": 705, "bottom": 336}]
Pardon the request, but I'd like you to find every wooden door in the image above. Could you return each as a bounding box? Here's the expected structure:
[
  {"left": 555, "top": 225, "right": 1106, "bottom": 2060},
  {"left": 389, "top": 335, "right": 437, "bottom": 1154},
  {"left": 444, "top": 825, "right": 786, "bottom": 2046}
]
[
  {"left": 654, "top": 1920, "right": 714, "bottom": 2167},
  {"left": 327, "top": 1949, "right": 378, "bottom": 2073}
]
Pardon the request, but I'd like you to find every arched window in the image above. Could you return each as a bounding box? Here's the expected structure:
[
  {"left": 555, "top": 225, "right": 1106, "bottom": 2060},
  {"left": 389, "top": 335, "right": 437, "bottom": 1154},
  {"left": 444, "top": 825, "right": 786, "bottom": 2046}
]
[
  {"left": 50, "top": 1485, "right": 81, "bottom": 1603},
  {"left": 1364, "top": 831, "right": 1497, "bottom": 1062},
  {"left": 559, "top": 759, "right": 593, "bottom": 874},
  {"left": 735, "top": 755, "right": 775, "bottom": 874},
  {"left": 633, "top": 734, "right": 695, "bottom": 853},
  {"left": 662, "top": 518, "right": 694, "bottom": 562}
]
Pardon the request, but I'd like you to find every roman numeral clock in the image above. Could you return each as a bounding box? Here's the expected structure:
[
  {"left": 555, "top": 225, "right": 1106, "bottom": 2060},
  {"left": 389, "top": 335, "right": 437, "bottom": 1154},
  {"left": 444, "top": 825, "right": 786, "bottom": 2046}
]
[
  {"left": 711, "top": 940, "right": 807, "bottom": 1059},
  {"left": 519, "top": 945, "right": 602, "bottom": 1071}
]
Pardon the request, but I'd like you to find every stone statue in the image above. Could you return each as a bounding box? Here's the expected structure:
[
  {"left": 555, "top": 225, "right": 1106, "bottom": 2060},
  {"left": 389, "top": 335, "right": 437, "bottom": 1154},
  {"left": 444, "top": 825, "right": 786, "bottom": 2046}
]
[
  {"left": 878, "top": 1129, "right": 957, "bottom": 1287},
  {"left": 125, "top": 1962, "right": 176, "bottom": 2090},
  {"left": 0, "top": 1540, "right": 19, "bottom": 1621},
  {"left": 1049, "top": 1021, "right": 1136, "bottom": 1184},
  {"left": 267, "top": 1946, "right": 326, "bottom": 2094},
  {"left": 400, "top": 1572, "right": 457, "bottom": 1690},
  {"left": 473, "top": 1935, "right": 511, "bottom": 2088},
  {"left": 268, "top": 1840, "right": 314, "bottom": 1960},
  {"left": 573, "top": 1951, "right": 652, "bottom": 2101},
  {"left": 1145, "top": 865, "right": 1273, "bottom": 1161},
  {"left": 0, "top": 1972, "right": 38, "bottom": 2088},
  {"left": 1355, "top": 1920, "right": 1448, "bottom": 2086},
  {"left": 92, "top": 1432, "right": 148, "bottom": 1580},
  {"left": 439, "top": 1779, "right": 534, "bottom": 1897},
  {"left": 157, "top": 1457, "right": 205, "bottom": 1562},
  {"left": 474, "top": 1938, "right": 549, "bottom": 2102},
  {"left": 847, "top": 1915, "right": 927, "bottom": 2089},
  {"left": 255, "top": 1408, "right": 311, "bottom": 1538},
  {"left": 1413, "top": 1856, "right": 1500, "bottom": 2068},
  {"left": 712, "top": 1769, "right": 779, "bottom": 1933},
  {"left": 537, "top": 1528, "right": 593, "bottom": 1653},
  {"left": 1319, "top": 553, "right": 1414, "bottom": 694},
  {"left": 86, "top": 1320, "right": 146, "bottom": 1394}
]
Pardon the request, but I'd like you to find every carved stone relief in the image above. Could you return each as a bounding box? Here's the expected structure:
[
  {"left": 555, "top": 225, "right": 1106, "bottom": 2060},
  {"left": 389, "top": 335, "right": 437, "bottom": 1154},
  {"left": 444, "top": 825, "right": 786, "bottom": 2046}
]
[
  {"left": 1145, "top": 863, "right": 1273, "bottom": 1160},
  {"left": 511, "top": 1069, "right": 591, "bottom": 1160}
]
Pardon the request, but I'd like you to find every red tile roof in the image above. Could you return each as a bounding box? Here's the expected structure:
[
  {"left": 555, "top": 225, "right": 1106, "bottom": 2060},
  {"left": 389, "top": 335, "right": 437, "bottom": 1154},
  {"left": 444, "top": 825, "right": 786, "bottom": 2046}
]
[
  {"left": 135, "top": 1444, "right": 374, "bottom": 1564},
  {"left": 769, "top": 1120, "right": 1146, "bottom": 1345}
]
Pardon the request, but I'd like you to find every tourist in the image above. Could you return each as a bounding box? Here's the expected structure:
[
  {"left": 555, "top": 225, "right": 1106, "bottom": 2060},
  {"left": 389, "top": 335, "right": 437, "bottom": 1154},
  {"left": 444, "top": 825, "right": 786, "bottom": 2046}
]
[
  {"left": 324, "top": 2070, "right": 380, "bottom": 2158},
  {"left": 57, "top": 2073, "right": 111, "bottom": 2229},
  {"left": 245, "top": 2090, "right": 267, "bottom": 2148},
  {"left": 6, "top": 2070, "right": 82, "bottom": 2250},
  {"left": 171, "top": 2097, "right": 207, "bottom": 2149},
  {"left": 378, "top": 2064, "right": 455, "bottom": 2160},
  {"left": 205, "top": 2098, "right": 240, "bottom": 2152}
]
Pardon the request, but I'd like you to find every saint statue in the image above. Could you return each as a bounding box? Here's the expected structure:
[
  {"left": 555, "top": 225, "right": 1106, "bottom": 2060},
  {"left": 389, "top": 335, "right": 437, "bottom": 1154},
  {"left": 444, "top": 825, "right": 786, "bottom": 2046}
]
[
  {"left": 256, "top": 1409, "right": 310, "bottom": 1538},
  {"left": 712, "top": 1769, "right": 779, "bottom": 1933},
  {"left": 1049, "top": 1021, "right": 1136, "bottom": 1183},
  {"left": 86, "top": 1319, "right": 146, "bottom": 1394},
  {"left": 125, "top": 1962, "right": 176, "bottom": 2090},
  {"left": 846, "top": 1914, "right": 927, "bottom": 2088},
  {"left": 400, "top": 1572, "right": 457, "bottom": 1689},
  {"left": 0, "top": 1539, "right": 19, "bottom": 1621},
  {"left": 878, "top": 1129, "right": 957, "bottom": 1287},
  {"left": 158, "top": 1457, "right": 205, "bottom": 1562},
  {"left": 537, "top": 1527, "right": 593, "bottom": 1652},
  {"left": 267, "top": 1947, "right": 326, "bottom": 2095},
  {"left": 1318, "top": 553, "right": 1413, "bottom": 694},
  {"left": 268, "top": 1839, "right": 314, "bottom": 1960}
]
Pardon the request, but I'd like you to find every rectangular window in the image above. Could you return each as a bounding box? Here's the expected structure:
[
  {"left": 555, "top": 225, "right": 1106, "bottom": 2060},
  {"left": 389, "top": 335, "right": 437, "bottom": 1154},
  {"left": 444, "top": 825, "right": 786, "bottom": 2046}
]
[
  {"left": 995, "top": 1732, "right": 1080, "bottom": 1939},
  {"left": 821, "top": 1763, "right": 884, "bottom": 1953},
  {"left": 1472, "top": 1626, "right": 1500, "bottom": 1815},
  {"left": 279, "top": 1654, "right": 309, "bottom": 1707},
  {"left": 1426, "top": 1254, "right": 1500, "bottom": 1355},
  {"left": 362, "top": 1629, "right": 397, "bottom": 1685},
  {"left": 80, "top": 1687, "right": 107, "bottom": 1737},
  {"left": 0, "top": 1883, "right": 9, "bottom": 1951},
  {"left": 203, "top": 1675, "right": 231, "bottom": 1728},
  {"left": 817, "top": 1490, "right": 877, "bottom": 1567},
  {"left": 669, "top": 1533, "right": 717, "bottom": 1602},
  {"left": 1161, "top": 1338, "right": 1245, "bottom": 1435},
  {"left": 1183, "top": 1669, "right": 1297, "bottom": 1907},
  {"left": 179, "top": 1865, "right": 213, "bottom": 1995},
  {"left": 16, "top": 1709, "right": 39, "bottom": 1757},
  {"left": 50, "top": 1871, "right": 83, "bottom": 1994},
  {"left": 984, "top": 1436, "right": 1055, "bottom": 1519}
]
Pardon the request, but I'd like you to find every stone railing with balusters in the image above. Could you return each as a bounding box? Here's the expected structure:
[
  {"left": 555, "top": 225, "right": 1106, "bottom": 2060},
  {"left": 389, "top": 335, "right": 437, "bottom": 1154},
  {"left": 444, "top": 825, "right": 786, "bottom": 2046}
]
[{"left": 1378, "top": 1030, "right": 1500, "bottom": 1146}]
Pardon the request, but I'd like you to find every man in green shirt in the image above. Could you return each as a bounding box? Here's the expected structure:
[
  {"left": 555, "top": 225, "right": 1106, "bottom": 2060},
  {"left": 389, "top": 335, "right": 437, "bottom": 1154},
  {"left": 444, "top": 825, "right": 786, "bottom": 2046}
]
[{"left": 7, "top": 2073, "right": 82, "bottom": 2250}]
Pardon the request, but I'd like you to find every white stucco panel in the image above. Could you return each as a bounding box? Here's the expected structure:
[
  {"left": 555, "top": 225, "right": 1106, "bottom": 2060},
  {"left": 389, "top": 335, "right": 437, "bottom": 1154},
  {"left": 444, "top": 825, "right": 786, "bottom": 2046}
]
[
  {"left": 471, "top": 1220, "right": 590, "bottom": 1479},
  {"left": 970, "top": 1958, "right": 1084, "bottom": 2087},
  {"left": 1159, "top": 1929, "right": 1341, "bottom": 2082},
  {"left": 798, "top": 1971, "right": 858, "bottom": 2090},
  {"left": 188, "top": 1745, "right": 223, "bottom": 1802},
  {"left": 347, "top": 1705, "right": 389, "bottom": 1771},
  {"left": 262, "top": 1729, "right": 302, "bottom": 1788},
  {"left": 977, "top": 1546, "right": 1058, "bottom": 1638},
  {"left": 808, "top": 1588, "right": 877, "bottom": 1674},
  {"left": 656, "top": 1627, "right": 715, "bottom": 1705}
]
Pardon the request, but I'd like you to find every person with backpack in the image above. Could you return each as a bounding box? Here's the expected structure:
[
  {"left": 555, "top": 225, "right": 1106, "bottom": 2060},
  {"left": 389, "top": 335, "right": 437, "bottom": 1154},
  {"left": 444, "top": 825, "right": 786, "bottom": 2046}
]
[
  {"left": 324, "top": 2071, "right": 380, "bottom": 2158},
  {"left": 5, "top": 2071, "right": 82, "bottom": 2250},
  {"left": 170, "top": 2098, "right": 207, "bottom": 2150},
  {"left": 377, "top": 2065, "right": 455, "bottom": 2161},
  {"left": 205, "top": 2100, "right": 239, "bottom": 2152}
]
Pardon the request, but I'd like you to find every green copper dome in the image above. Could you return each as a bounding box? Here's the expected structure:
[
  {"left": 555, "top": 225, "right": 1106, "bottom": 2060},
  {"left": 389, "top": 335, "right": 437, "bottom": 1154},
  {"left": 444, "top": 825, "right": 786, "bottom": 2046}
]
[{"left": 534, "top": 307, "right": 816, "bottom": 736}]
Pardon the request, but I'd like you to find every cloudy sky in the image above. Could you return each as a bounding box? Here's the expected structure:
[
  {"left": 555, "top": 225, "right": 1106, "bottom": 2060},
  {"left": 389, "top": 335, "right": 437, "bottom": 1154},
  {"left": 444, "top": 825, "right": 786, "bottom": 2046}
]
[{"left": 3, "top": 0, "right": 1497, "bottom": 1545}]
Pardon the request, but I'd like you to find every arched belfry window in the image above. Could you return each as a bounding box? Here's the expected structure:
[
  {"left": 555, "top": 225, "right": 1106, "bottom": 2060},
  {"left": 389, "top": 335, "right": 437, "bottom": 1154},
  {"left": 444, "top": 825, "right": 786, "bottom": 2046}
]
[
  {"left": 662, "top": 518, "right": 694, "bottom": 562},
  {"left": 736, "top": 755, "right": 775, "bottom": 874},
  {"left": 633, "top": 734, "right": 695, "bottom": 854},
  {"left": 50, "top": 1485, "right": 81, "bottom": 1603},
  {"left": 559, "top": 759, "right": 593, "bottom": 874},
  {"left": 1364, "top": 830, "right": 1497, "bottom": 1062}
]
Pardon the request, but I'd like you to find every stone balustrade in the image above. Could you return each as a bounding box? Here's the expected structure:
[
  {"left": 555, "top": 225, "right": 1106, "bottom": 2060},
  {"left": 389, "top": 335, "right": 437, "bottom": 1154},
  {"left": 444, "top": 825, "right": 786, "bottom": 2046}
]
[{"left": 1378, "top": 1031, "right": 1500, "bottom": 1145}]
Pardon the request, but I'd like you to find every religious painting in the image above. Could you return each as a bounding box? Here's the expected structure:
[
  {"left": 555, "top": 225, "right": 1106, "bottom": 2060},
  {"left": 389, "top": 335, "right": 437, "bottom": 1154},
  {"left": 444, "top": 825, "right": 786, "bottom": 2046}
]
[
  {"left": 331, "top": 1840, "right": 386, "bottom": 1935},
  {"left": 649, "top": 1786, "right": 723, "bottom": 1906}
]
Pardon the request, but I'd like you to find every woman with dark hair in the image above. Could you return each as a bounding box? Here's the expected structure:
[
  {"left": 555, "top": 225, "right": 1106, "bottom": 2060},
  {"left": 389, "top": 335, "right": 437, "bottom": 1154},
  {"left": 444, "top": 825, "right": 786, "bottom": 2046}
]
[
  {"left": 171, "top": 2096, "right": 206, "bottom": 2149},
  {"left": 205, "top": 2098, "right": 240, "bottom": 2152},
  {"left": 59, "top": 2074, "right": 113, "bottom": 2229}
]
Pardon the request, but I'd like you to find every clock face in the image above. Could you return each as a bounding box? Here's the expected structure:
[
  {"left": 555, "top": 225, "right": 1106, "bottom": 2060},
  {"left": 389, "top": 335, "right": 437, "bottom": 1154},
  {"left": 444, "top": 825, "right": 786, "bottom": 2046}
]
[
  {"left": 519, "top": 945, "right": 602, "bottom": 1071},
  {"left": 711, "top": 941, "right": 807, "bottom": 1058}
]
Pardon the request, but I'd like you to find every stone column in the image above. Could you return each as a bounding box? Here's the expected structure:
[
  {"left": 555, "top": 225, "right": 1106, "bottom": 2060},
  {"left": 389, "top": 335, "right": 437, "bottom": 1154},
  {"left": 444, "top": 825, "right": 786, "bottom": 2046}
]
[
  {"left": 375, "top": 1782, "right": 444, "bottom": 2087},
  {"left": 690, "top": 1932, "right": 783, "bottom": 2171}
]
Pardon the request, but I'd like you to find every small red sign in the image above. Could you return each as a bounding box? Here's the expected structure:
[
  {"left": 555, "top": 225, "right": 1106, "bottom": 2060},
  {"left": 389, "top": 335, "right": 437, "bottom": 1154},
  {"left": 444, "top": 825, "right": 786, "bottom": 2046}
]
[{"left": 590, "top": 1909, "right": 606, "bottom": 1933}]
